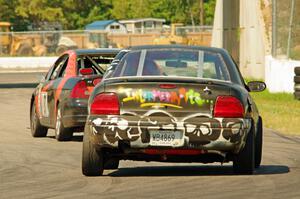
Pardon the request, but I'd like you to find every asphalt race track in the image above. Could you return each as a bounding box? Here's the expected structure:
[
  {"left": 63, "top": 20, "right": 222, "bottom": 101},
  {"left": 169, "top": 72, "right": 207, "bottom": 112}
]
[{"left": 0, "top": 73, "right": 300, "bottom": 199}]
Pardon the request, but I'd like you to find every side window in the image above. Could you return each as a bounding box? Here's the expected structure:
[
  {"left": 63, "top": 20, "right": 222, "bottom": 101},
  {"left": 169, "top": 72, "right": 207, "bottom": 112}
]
[
  {"left": 123, "top": 51, "right": 140, "bottom": 76},
  {"left": 45, "top": 65, "right": 55, "bottom": 81},
  {"left": 49, "top": 55, "right": 68, "bottom": 80},
  {"left": 106, "top": 50, "right": 129, "bottom": 78},
  {"left": 112, "top": 51, "right": 140, "bottom": 77},
  {"left": 58, "top": 57, "right": 69, "bottom": 77},
  {"left": 203, "top": 52, "right": 230, "bottom": 81}
]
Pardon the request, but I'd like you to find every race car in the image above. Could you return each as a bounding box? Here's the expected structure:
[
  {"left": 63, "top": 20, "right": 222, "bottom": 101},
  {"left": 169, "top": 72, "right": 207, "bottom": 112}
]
[
  {"left": 82, "top": 45, "right": 266, "bottom": 176},
  {"left": 30, "top": 48, "right": 120, "bottom": 141}
]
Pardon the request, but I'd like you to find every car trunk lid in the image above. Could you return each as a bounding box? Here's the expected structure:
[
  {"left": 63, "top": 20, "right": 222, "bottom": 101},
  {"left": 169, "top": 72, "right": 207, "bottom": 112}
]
[{"left": 104, "top": 77, "right": 232, "bottom": 118}]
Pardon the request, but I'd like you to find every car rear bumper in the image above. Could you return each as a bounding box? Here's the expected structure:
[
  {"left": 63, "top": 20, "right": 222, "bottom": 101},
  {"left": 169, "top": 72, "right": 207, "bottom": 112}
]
[
  {"left": 61, "top": 99, "right": 88, "bottom": 128},
  {"left": 87, "top": 115, "right": 252, "bottom": 153}
]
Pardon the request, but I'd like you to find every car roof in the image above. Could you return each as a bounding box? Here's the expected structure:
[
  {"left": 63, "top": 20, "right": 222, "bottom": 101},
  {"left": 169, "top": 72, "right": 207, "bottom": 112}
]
[
  {"left": 128, "top": 45, "right": 228, "bottom": 54},
  {"left": 74, "top": 48, "right": 120, "bottom": 56}
]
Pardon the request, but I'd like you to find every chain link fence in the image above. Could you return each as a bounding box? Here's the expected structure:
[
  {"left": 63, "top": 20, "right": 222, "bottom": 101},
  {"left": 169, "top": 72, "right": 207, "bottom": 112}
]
[
  {"left": 0, "top": 30, "right": 108, "bottom": 57},
  {"left": 0, "top": 26, "right": 212, "bottom": 57},
  {"left": 273, "top": 0, "right": 300, "bottom": 59}
]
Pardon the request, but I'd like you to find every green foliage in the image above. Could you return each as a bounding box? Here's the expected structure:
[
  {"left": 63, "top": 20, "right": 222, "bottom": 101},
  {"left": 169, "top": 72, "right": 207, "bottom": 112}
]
[
  {"left": 0, "top": 0, "right": 16, "bottom": 22},
  {"left": 16, "top": 0, "right": 64, "bottom": 23},
  {"left": 203, "top": 0, "right": 216, "bottom": 24},
  {"left": 61, "top": 0, "right": 113, "bottom": 29},
  {"left": 0, "top": 0, "right": 27, "bottom": 31},
  {"left": 251, "top": 90, "right": 300, "bottom": 135},
  {"left": 0, "top": 0, "right": 216, "bottom": 30}
]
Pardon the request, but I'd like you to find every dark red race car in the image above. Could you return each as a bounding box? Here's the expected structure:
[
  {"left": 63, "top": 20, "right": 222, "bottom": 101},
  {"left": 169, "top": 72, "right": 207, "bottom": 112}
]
[{"left": 30, "top": 48, "right": 119, "bottom": 141}]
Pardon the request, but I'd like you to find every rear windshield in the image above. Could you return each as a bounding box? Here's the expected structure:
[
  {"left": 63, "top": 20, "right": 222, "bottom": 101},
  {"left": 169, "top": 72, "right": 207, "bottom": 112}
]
[
  {"left": 76, "top": 54, "right": 115, "bottom": 75},
  {"left": 111, "top": 48, "right": 230, "bottom": 81}
]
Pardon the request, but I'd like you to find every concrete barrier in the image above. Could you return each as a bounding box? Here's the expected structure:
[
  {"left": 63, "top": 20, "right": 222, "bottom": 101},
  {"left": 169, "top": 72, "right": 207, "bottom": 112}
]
[
  {"left": 0, "top": 57, "right": 57, "bottom": 69},
  {"left": 265, "top": 55, "right": 300, "bottom": 93}
]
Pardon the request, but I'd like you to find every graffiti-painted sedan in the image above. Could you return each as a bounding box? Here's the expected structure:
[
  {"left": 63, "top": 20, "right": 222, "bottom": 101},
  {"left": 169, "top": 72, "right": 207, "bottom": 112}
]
[
  {"left": 82, "top": 45, "right": 266, "bottom": 176},
  {"left": 30, "top": 48, "right": 119, "bottom": 141}
]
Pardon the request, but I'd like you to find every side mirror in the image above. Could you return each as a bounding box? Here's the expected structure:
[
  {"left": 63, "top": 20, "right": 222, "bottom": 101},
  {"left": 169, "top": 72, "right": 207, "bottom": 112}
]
[
  {"left": 79, "top": 68, "right": 94, "bottom": 76},
  {"left": 247, "top": 81, "right": 266, "bottom": 92}
]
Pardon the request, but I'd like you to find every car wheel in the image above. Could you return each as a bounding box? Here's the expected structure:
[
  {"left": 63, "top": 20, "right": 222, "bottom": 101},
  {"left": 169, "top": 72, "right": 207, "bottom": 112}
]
[
  {"left": 233, "top": 121, "right": 255, "bottom": 175},
  {"left": 82, "top": 124, "right": 104, "bottom": 176},
  {"left": 55, "top": 105, "right": 73, "bottom": 141},
  {"left": 104, "top": 158, "right": 119, "bottom": 170},
  {"left": 30, "top": 101, "right": 48, "bottom": 137},
  {"left": 255, "top": 117, "right": 263, "bottom": 168}
]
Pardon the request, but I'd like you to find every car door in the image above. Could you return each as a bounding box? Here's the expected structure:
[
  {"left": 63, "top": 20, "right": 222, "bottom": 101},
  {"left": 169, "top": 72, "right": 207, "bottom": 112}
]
[{"left": 39, "top": 54, "right": 69, "bottom": 127}]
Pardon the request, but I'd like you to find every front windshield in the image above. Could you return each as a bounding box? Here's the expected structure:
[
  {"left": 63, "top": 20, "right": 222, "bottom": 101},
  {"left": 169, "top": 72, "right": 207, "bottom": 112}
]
[{"left": 111, "top": 48, "right": 230, "bottom": 81}]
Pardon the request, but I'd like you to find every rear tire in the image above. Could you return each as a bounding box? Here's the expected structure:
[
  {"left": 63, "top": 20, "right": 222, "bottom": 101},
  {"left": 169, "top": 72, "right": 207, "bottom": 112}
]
[
  {"left": 82, "top": 124, "right": 104, "bottom": 176},
  {"left": 104, "top": 158, "right": 119, "bottom": 170},
  {"left": 233, "top": 122, "right": 255, "bottom": 175},
  {"left": 30, "top": 101, "right": 48, "bottom": 137},
  {"left": 255, "top": 117, "right": 263, "bottom": 168},
  {"left": 55, "top": 105, "right": 73, "bottom": 141}
]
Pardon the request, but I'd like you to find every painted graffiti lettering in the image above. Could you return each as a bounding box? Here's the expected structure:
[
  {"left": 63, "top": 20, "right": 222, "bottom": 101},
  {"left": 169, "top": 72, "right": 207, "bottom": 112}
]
[{"left": 119, "top": 87, "right": 209, "bottom": 108}]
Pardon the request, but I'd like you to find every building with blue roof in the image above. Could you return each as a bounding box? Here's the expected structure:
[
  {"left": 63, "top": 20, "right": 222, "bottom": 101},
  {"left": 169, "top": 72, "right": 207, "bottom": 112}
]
[{"left": 85, "top": 20, "right": 127, "bottom": 33}]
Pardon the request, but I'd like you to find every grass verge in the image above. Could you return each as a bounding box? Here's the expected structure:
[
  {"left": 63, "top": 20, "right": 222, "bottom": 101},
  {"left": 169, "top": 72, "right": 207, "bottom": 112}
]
[{"left": 251, "top": 90, "right": 300, "bottom": 135}]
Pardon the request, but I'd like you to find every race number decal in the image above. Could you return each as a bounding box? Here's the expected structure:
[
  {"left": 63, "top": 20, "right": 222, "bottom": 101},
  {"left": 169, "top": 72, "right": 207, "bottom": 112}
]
[{"left": 39, "top": 92, "right": 49, "bottom": 117}]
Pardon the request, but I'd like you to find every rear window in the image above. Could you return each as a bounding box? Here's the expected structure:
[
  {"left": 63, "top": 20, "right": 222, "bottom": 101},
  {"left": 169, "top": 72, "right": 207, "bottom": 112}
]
[
  {"left": 111, "top": 48, "right": 230, "bottom": 81},
  {"left": 77, "top": 54, "right": 115, "bottom": 75}
]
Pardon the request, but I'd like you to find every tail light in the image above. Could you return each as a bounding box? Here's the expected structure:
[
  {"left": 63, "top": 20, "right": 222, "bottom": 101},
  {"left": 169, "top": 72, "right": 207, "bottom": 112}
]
[
  {"left": 70, "top": 81, "right": 89, "bottom": 99},
  {"left": 213, "top": 96, "right": 244, "bottom": 118},
  {"left": 90, "top": 93, "right": 120, "bottom": 115}
]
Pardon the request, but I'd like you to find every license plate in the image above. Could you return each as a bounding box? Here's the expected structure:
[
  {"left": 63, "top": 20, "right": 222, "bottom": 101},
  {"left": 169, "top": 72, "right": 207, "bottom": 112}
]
[{"left": 149, "top": 130, "right": 184, "bottom": 147}]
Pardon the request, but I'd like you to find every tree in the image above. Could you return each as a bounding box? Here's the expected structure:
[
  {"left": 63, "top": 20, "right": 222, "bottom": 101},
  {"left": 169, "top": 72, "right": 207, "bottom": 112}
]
[
  {"left": 0, "top": 0, "right": 28, "bottom": 30},
  {"left": 0, "top": 0, "right": 16, "bottom": 22},
  {"left": 111, "top": 0, "right": 131, "bottom": 19},
  {"left": 204, "top": 0, "right": 216, "bottom": 25},
  {"left": 61, "top": 0, "right": 113, "bottom": 29},
  {"left": 16, "top": 0, "right": 64, "bottom": 25},
  {"left": 0, "top": 0, "right": 216, "bottom": 31}
]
